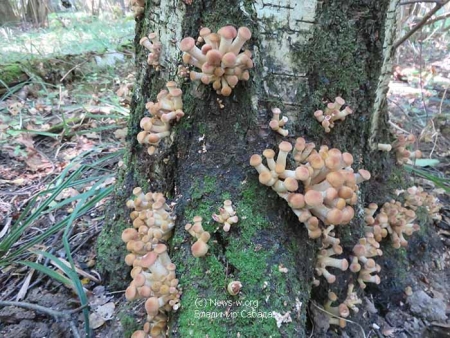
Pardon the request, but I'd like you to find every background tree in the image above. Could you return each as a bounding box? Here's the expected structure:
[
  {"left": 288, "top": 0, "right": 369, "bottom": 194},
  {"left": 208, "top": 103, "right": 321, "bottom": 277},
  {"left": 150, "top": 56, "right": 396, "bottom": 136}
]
[
  {"left": 25, "top": 0, "right": 49, "bottom": 27},
  {"left": 97, "top": 0, "right": 401, "bottom": 336},
  {"left": 0, "top": 0, "right": 19, "bottom": 26}
]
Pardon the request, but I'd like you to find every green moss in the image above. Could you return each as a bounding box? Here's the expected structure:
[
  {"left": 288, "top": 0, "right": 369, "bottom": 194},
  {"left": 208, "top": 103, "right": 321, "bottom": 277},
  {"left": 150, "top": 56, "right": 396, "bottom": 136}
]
[
  {"left": 118, "top": 311, "right": 141, "bottom": 338},
  {"left": 0, "top": 64, "right": 25, "bottom": 85},
  {"left": 172, "top": 173, "right": 309, "bottom": 337}
]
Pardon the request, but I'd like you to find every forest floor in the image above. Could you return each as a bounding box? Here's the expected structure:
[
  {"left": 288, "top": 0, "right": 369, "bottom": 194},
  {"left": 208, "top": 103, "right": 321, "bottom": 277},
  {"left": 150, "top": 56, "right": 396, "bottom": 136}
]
[{"left": 0, "top": 16, "right": 449, "bottom": 338}]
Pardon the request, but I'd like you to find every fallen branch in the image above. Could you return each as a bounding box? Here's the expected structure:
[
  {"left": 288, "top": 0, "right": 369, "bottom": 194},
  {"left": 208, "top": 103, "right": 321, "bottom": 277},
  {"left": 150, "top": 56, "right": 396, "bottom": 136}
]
[{"left": 394, "top": 0, "right": 450, "bottom": 49}]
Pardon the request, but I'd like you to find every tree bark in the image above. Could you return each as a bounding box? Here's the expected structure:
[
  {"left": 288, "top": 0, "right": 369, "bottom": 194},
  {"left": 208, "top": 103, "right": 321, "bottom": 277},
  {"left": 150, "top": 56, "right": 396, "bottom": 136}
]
[
  {"left": 25, "top": 0, "right": 49, "bottom": 27},
  {"left": 97, "top": 0, "right": 398, "bottom": 336},
  {"left": 0, "top": 0, "right": 19, "bottom": 26}
]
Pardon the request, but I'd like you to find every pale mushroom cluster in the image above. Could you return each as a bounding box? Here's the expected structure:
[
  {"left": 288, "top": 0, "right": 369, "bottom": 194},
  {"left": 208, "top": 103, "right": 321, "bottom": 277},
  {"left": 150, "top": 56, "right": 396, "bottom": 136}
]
[
  {"left": 314, "top": 97, "right": 353, "bottom": 133},
  {"left": 140, "top": 33, "right": 162, "bottom": 71},
  {"left": 397, "top": 186, "right": 443, "bottom": 221},
  {"left": 269, "top": 108, "right": 289, "bottom": 137},
  {"left": 212, "top": 200, "right": 239, "bottom": 232},
  {"left": 137, "top": 81, "right": 184, "bottom": 155},
  {"left": 121, "top": 188, "right": 181, "bottom": 338},
  {"left": 351, "top": 234, "right": 383, "bottom": 289},
  {"left": 180, "top": 26, "right": 253, "bottom": 96},
  {"left": 322, "top": 285, "right": 362, "bottom": 329},
  {"left": 185, "top": 216, "right": 211, "bottom": 258},
  {"left": 250, "top": 138, "right": 371, "bottom": 239},
  {"left": 392, "top": 133, "right": 422, "bottom": 164},
  {"left": 315, "top": 225, "right": 348, "bottom": 284},
  {"left": 324, "top": 292, "right": 350, "bottom": 328},
  {"left": 365, "top": 200, "right": 420, "bottom": 249}
]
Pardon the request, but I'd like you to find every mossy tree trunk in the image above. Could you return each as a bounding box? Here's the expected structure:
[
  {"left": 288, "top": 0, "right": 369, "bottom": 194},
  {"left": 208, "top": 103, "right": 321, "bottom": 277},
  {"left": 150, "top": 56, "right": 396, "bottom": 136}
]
[{"left": 98, "top": 0, "right": 398, "bottom": 336}]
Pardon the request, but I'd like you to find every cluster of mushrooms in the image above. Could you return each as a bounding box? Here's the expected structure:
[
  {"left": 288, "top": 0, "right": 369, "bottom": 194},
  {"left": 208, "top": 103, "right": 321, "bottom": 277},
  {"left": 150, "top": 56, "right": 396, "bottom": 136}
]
[
  {"left": 212, "top": 200, "right": 239, "bottom": 232},
  {"left": 397, "top": 186, "right": 443, "bottom": 221},
  {"left": 392, "top": 133, "right": 422, "bottom": 164},
  {"left": 140, "top": 33, "right": 162, "bottom": 70},
  {"left": 180, "top": 26, "right": 253, "bottom": 96},
  {"left": 121, "top": 188, "right": 181, "bottom": 338},
  {"left": 184, "top": 216, "right": 211, "bottom": 258},
  {"left": 269, "top": 108, "right": 289, "bottom": 136},
  {"left": 314, "top": 97, "right": 353, "bottom": 133},
  {"left": 315, "top": 192, "right": 441, "bottom": 328},
  {"left": 250, "top": 138, "right": 371, "bottom": 239},
  {"left": 124, "top": 17, "right": 446, "bottom": 335},
  {"left": 137, "top": 82, "right": 184, "bottom": 155}
]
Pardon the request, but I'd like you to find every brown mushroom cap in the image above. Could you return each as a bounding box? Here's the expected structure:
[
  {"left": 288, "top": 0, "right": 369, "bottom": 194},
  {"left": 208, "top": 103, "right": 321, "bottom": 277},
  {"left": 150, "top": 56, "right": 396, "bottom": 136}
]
[
  {"left": 191, "top": 240, "right": 209, "bottom": 258},
  {"left": 180, "top": 37, "right": 196, "bottom": 52}
]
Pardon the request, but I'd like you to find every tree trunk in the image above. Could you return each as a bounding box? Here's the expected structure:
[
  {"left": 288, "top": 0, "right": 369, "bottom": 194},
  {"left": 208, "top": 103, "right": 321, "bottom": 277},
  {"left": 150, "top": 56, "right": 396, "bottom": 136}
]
[
  {"left": 25, "top": 0, "right": 49, "bottom": 27},
  {"left": 0, "top": 0, "right": 19, "bottom": 26},
  {"left": 97, "top": 0, "right": 399, "bottom": 336}
]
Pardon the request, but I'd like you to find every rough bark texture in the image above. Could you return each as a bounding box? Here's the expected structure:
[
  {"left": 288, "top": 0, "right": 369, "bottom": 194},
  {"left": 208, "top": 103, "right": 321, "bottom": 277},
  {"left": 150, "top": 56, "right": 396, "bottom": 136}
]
[{"left": 97, "top": 0, "right": 396, "bottom": 337}]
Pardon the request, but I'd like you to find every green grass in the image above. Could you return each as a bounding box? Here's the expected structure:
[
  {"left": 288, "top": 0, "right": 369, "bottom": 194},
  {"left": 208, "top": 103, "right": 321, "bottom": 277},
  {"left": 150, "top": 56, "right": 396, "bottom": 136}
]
[
  {"left": 0, "top": 12, "right": 134, "bottom": 63},
  {"left": 0, "top": 146, "right": 123, "bottom": 336}
]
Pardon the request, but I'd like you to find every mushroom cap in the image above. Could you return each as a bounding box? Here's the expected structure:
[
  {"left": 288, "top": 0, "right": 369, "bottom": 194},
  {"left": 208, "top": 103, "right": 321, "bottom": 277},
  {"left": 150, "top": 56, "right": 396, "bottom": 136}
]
[
  {"left": 358, "top": 169, "right": 371, "bottom": 181},
  {"left": 250, "top": 154, "right": 262, "bottom": 167},
  {"left": 263, "top": 149, "right": 275, "bottom": 159},
  {"left": 199, "top": 27, "right": 211, "bottom": 37},
  {"left": 288, "top": 193, "right": 305, "bottom": 209},
  {"left": 140, "top": 251, "right": 158, "bottom": 268},
  {"left": 326, "top": 208, "right": 343, "bottom": 224},
  {"left": 139, "top": 37, "right": 149, "bottom": 45},
  {"left": 327, "top": 171, "right": 345, "bottom": 188},
  {"left": 259, "top": 171, "right": 274, "bottom": 185},
  {"left": 279, "top": 141, "right": 293, "bottom": 153},
  {"left": 218, "top": 25, "right": 237, "bottom": 39},
  {"left": 221, "top": 86, "right": 232, "bottom": 96},
  {"left": 134, "top": 273, "right": 146, "bottom": 287},
  {"left": 145, "top": 297, "right": 160, "bottom": 315},
  {"left": 308, "top": 154, "right": 324, "bottom": 169},
  {"left": 328, "top": 291, "right": 338, "bottom": 301},
  {"left": 191, "top": 240, "right": 209, "bottom": 257},
  {"left": 122, "top": 228, "right": 139, "bottom": 243},
  {"left": 269, "top": 120, "right": 280, "bottom": 130},
  {"left": 237, "top": 26, "right": 252, "bottom": 40},
  {"left": 304, "top": 190, "right": 324, "bottom": 207},
  {"left": 206, "top": 49, "right": 222, "bottom": 65},
  {"left": 148, "top": 32, "right": 158, "bottom": 40},
  {"left": 180, "top": 37, "right": 196, "bottom": 52},
  {"left": 131, "top": 330, "right": 147, "bottom": 338},
  {"left": 271, "top": 107, "right": 281, "bottom": 115},
  {"left": 199, "top": 231, "right": 211, "bottom": 242},
  {"left": 342, "top": 152, "right": 353, "bottom": 166},
  {"left": 284, "top": 177, "right": 299, "bottom": 191},
  {"left": 338, "top": 304, "right": 350, "bottom": 317},
  {"left": 193, "top": 215, "right": 203, "bottom": 223},
  {"left": 335, "top": 96, "right": 345, "bottom": 106},
  {"left": 170, "top": 88, "right": 182, "bottom": 97},
  {"left": 222, "top": 52, "right": 237, "bottom": 67},
  {"left": 154, "top": 243, "right": 168, "bottom": 255},
  {"left": 125, "top": 284, "right": 138, "bottom": 301}
]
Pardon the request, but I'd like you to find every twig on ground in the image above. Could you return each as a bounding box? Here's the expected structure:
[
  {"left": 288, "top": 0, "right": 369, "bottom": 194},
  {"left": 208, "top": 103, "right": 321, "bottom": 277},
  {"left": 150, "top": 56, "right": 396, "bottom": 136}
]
[{"left": 311, "top": 302, "right": 367, "bottom": 338}]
